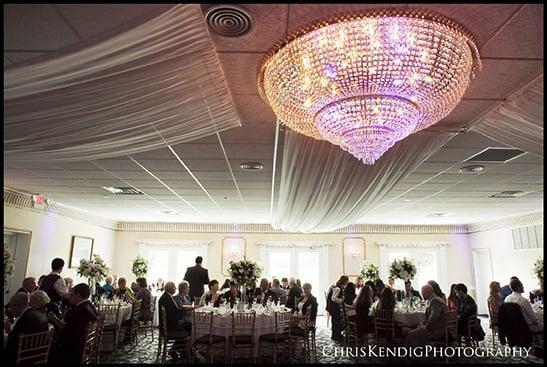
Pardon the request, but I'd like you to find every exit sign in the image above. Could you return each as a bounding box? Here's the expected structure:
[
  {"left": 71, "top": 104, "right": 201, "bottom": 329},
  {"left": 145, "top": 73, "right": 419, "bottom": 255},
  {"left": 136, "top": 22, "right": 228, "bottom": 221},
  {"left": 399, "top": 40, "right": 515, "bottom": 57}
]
[{"left": 31, "top": 194, "right": 47, "bottom": 210}]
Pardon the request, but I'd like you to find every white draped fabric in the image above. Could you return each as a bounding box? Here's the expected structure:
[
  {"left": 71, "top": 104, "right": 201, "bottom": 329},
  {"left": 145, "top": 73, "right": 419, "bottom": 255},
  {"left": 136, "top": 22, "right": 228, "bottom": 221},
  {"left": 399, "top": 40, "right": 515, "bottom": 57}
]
[
  {"left": 471, "top": 75, "right": 543, "bottom": 157},
  {"left": 4, "top": 4, "right": 240, "bottom": 162},
  {"left": 272, "top": 131, "right": 456, "bottom": 233}
]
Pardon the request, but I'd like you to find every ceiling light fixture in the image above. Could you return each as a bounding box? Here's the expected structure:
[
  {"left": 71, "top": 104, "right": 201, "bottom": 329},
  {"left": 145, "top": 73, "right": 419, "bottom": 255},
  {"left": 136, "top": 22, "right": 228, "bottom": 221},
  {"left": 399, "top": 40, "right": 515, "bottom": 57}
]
[
  {"left": 427, "top": 212, "right": 452, "bottom": 217},
  {"left": 240, "top": 161, "right": 264, "bottom": 170},
  {"left": 458, "top": 165, "right": 484, "bottom": 173},
  {"left": 258, "top": 10, "right": 481, "bottom": 165}
]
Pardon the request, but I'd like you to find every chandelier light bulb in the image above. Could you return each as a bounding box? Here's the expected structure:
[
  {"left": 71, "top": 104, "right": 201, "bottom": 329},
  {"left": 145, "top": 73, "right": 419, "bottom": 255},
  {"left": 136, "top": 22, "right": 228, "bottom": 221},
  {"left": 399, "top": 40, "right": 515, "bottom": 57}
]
[{"left": 258, "top": 10, "right": 481, "bottom": 165}]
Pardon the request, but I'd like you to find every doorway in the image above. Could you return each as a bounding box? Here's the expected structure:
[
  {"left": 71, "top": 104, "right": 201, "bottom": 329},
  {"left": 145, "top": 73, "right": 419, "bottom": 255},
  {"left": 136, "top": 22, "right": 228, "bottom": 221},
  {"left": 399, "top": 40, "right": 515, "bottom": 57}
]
[
  {"left": 4, "top": 228, "right": 32, "bottom": 304},
  {"left": 471, "top": 248, "right": 493, "bottom": 316}
]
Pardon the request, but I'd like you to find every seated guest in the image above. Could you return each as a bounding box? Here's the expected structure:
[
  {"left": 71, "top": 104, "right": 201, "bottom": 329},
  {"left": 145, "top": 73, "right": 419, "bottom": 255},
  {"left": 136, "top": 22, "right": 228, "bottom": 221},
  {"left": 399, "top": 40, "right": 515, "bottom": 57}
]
[
  {"left": 102, "top": 276, "right": 115, "bottom": 297},
  {"left": 293, "top": 283, "right": 318, "bottom": 333},
  {"left": 64, "top": 278, "right": 74, "bottom": 291},
  {"left": 270, "top": 278, "right": 287, "bottom": 304},
  {"left": 364, "top": 280, "right": 377, "bottom": 300},
  {"left": 174, "top": 281, "right": 192, "bottom": 308},
  {"left": 344, "top": 282, "right": 357, "bottom": 306},
  {"left": 220, "top": 278, "right": 231, "bottom": 291},
  {"left": 37, "top": 275, "right": 47, "bottom": 287},
  {"left": 455, "top": 283, "right": 484, "bottom": 340},
  {"left": 396, "top": 280, "right": 422, "bottom": 302},
  {"left": 17, "top": 277, "right": 37, "bottom": 294},
  {"left": 281, "top": 277, "right": 290, "bottom": 291},
  {"left": 447, "top": 284, "right": 459, "bottom": 311},
  {"left": 48, "top": 283, "right": 99, "bottom": 364},
  {"left": 530, "top": 278, "right": 544, "bottom": 304},
  {"left": 501, "top": 276, "right": 519, "bottom": 301},
  {"left": 353, "top": 285, "right": 374, "bottom": 333},
  {"left": 130, "top": 282, "right": 139, "bottom": 294},
  {"left": 505, "top": 278, "right": 542, "bottom": 332},
  {"left": 39, "top": 258, "right": 69, "bottom": 316},
  {"left": 286, "top": 278, "right": 303, "bottom": 310},
  {"left": 355, "top": 276, "right": 365, "bottom": 291},
  {"left": 4, "top": 292, "right": 49, "bottom": 363},
  {"left": 135, "top": 278, "right": 153, "bottom": 322},
  {"left": 487, "top": 281, "right": 503, "bottom": 325},
  {"left": 158, "top": 281, "right": 188, "bottom": 360},
  {"left": 224, "top": 281, "right": 242, "bottom": 307},
  {"left": 29, "top": 290, "right": 50, "bottom": 313},
  {"left": 404, "top": 284, "right": 448, "bottom": 346},
  {"left": 201, "top": 280, "right": 221, "bottom": 307},
  {"left": 113, "top": 277, "right": 134, "bottom": 299},
  {"left": 374, "top": 279, "right": 386, "bottom": 300},
  {"left": 254, "top": 278, "right": 278, "bottom": 305},
  {"left": 386, "top": 276, "right": 397, "bottom": 294},
  {"left": 377, "top": 287, "right": 396, "bottom": 312},
  {"left": 428, "top": 280, "right": 447, "bottom": 303}
]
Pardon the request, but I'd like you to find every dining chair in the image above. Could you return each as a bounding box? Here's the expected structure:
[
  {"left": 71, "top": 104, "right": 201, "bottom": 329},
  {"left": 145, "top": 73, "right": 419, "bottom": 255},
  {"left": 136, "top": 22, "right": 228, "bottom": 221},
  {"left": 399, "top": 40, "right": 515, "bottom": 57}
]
[
  {"left": 98, "top": 303, "right": 121, "bottom": 352},
  {"left": 192, "top": 310, "right": 227, "bottom": 363},
  {"left": 138, "top": 295, "right": 156, "bottom": 341},
  {"left": 15, "top": 329, "right": 54, "bottom": 364},
  {"left": 230, "top": 311, "right": 256, "bottom": 363},
  {"left": 462, "top": 313, "right": 480, "bottom": 347},
  {"left": 90, "top": 313, "right": 106, "bottom": 363},
  {"left": 126, "top": 299, "right": 142, "bottom": 348},
  {"left": 374, "top": 309, "right": 395, "bottom": 346},
  {"left": 487, "top": 298, "right": 498, "bottom": 347},
  {"left": 157, "top": 306, "right": 192, "bottom": 363},
  {"left": 290, "top": 308, "right": 317, "bottom": 362},
  {"left": 82, "top": 318, "right": 100, "bottom": 364},
  {"left": 258, "top": 311, "right": 292, "bottom": 363}
]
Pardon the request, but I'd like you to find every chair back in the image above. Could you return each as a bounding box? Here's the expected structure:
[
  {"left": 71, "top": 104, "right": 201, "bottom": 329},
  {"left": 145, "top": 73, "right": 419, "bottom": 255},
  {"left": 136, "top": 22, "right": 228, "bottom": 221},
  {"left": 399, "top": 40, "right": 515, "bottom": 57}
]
[
  {"left": 82, "top": 318, "right": 100, "bottom": 364},
  {"left": 445, "top": 310, "right": 458, "bottom": 344},
  {"left": 98, "top": 303, "right": 121, "bottom": 326},
  {"left": 193, "top": 310, "right": 214, "bottom": 335},
  {"left": 130, "top": 299, "right": 142, "bottom": 322},
  {"left": 467, "top": 313, "right": 479, "bottom": 337},
  {"left": 158, "top": 306, "right": 168, "bottom": 338},
  {"left": 148, "top": 296, "right": 157, "bottom": 322},
  {"left": 274, "top": 311, "right": 292, "bottom": 336},
  {"left": 91, "top": 313, "right": 106, "bottom": 362},
  {"left": 232, "top": 311, "right": 256, "bottom": 338},
  {"left": 374, "top": 309, "right": 395, "bottom": 345},
  {"left": 487, "top": 297, "right": 498, "bottom": 327},
  {"left": 497, "top": 303, "right": 532, "bottom": 347},
  {"left": 16, "top": 330, "right": 54, "bottom": 364}
]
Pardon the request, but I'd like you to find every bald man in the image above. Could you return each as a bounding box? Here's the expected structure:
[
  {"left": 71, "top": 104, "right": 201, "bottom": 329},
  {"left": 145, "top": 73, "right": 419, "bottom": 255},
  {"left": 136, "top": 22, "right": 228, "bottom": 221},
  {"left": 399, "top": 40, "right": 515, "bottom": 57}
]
[
  {"left": 404, "top": 284, "right": 448, "bottom": 346},
  {"left": 158, "top": 281, "right": 190, "bottom": 361},
  {"left": 17, "top": 277, "right": 37, "bottom": 294},
  {"left": 5, "top": 292, "right": 49, "bottom": 363}
]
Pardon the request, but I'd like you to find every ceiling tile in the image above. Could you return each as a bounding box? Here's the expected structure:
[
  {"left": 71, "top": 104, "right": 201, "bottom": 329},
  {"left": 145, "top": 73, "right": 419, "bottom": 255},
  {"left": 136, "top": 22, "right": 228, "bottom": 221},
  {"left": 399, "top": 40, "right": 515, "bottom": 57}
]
[
  {"left": 231, "top": 94, "right": 277, "bottom": 123},
  {"left": 217, "top": 52, "right": 263, "bottom": 95}
]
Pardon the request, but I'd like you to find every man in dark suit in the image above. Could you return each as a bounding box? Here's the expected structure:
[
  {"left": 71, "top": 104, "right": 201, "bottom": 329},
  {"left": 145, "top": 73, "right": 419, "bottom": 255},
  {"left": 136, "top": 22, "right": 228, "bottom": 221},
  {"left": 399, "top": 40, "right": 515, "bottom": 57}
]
[
  {"left": 183, "top": 256, "right": 210, "bottom": 300},
  {"left": 254, "top": 278, "right": 278, "bottom": 305},
  {"left": 455, "top": 283, "right": 485, "bottom": 340},
  {"left": 286, "top": 277, "right": 302, "bottom": 310},
  {"left": 404, "top": 284, "right": 448, "bottom": 346},
  {"left": 16, "top": 277, "right": 37, "bottom": 294},
  {"left": 158, "top": 281, "right": 190, "bottom": 361},
  {"left": 4, "top": 292, "right": 49, "bottom": 363},
  {"left": 48, "top": 283, "right": 99, "bottom": 364},
  {"left": 396, "top": 280, "right": 422, "bottom": 302}
]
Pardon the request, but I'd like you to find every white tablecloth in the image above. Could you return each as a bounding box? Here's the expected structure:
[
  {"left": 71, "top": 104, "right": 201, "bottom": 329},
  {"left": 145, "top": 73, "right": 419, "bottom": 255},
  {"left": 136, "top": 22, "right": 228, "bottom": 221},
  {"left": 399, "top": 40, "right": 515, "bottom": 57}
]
[
  {"left": 393, "top": 310, "right": 426, "bottom": 327},
  {"left": 100, "top": 303, "right": 132, "bottom": 352}
]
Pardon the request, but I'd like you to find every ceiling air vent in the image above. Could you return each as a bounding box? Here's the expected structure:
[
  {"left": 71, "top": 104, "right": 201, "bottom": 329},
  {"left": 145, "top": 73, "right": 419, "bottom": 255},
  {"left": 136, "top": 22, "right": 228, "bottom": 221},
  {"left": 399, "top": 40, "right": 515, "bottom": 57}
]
[
  {"left": 465, "top": 147, "right": 525, "bottom": 163},
  {"left": 205, "top": 5, "right": 254, "bottom": 37},
  {"left": 240, "top": 161, "right": 263, "bottom": 170},
  {"left": 490, "top": 191, "right": 528, "bottom": 198},
  {"left": 102, "top": 186, "right": 143, "bottom": 195},
  {"left": 458, "top": 165, "right": 484, "bottom": 173}
]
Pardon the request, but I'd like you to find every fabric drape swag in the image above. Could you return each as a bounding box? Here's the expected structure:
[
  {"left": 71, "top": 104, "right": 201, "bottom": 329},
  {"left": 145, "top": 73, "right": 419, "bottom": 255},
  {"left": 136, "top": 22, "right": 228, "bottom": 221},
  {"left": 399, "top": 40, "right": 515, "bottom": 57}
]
[
  {"left": 4, "top": 4, "right": 240, "bottom": 162},
  {"left": 272, "top": 130, "right": 456, "bottom": 233},
  {"left": 471, "top": 75, "right": 543, "bottom": 157}
]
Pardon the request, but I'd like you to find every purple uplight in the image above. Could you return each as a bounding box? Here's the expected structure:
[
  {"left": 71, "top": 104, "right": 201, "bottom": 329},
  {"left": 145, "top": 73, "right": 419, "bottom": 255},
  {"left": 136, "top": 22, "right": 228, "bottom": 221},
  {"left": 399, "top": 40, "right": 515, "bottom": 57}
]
[{"left": 324, "top": 64, "right": 337, "bottom": 78}]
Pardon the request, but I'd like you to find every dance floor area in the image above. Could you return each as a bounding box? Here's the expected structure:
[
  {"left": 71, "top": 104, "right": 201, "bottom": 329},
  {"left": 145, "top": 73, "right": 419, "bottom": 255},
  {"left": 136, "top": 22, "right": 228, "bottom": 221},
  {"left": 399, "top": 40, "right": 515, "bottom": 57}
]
[{"left": 102, "top": 316, "right": 543, "bottom": 364}]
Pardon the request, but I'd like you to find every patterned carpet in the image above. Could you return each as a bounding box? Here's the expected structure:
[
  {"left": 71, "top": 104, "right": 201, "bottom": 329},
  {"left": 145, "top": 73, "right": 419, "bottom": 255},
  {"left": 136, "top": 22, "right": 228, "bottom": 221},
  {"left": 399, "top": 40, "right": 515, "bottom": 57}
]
[{"left": 102, "top": 316, "right": 543, "bottom": 364}]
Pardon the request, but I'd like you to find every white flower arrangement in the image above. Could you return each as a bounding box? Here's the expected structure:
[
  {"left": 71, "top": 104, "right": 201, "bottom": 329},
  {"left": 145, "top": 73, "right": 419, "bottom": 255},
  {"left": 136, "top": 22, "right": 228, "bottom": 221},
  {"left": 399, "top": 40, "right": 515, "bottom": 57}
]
[
  {"left": 360, "top": 261, "right": 380, "bottom": 281},
  {"left": 4, "top": 246, "right": 15, "bottom": 283},
  {"left": 132, "top": 255, "right": 148, "bottom": 278},
  {"left": 532, "top": 258, "right": 543, "bottom": 281},
  {"left": 229, "top": 259, "right": 262, "bottom": 289},
  {"left": 389, "top": 258, "right": 417, "bottom": 281},
  {"left": 77, "top": 254, "right": 109, "bottom": 283}
]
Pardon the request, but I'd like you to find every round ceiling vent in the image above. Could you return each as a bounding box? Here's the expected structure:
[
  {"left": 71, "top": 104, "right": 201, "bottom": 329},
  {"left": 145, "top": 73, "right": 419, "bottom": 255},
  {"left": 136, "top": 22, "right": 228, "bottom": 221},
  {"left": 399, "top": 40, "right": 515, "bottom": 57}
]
[
  {"left": 205, "top": 5, "right": 254, "bottom": 37},
  {"left": 459, "top": 165, "right": 484, "bottom": 173},
  {"left": 240, "top": 161, "right": 263, "bottom": 170}
]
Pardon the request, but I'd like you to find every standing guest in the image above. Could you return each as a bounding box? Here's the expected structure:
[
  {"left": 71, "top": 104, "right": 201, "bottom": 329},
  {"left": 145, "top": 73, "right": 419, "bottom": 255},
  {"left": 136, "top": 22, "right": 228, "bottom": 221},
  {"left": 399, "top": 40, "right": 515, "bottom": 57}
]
[
  {"left": 201, "top": 280, "right": 222, "bottom": 307},
  {"left": 64, "top": 278, "right": 74, "bottom": 292},
  {"left": 344, "top": 282, "right": 357, "bottom": 306},
  {"left": 158, "top": 281, "right": 188, "bottom": 360},
  {"left": 396, "top": 280, "right": 422, "bottom": 302},
  {"left": 270, "top": 278, "right": 287, "bottom": 304},
  {"left": 114, "top": 277, "right": 134, "bottom": 299},
  {"left": 487, "top": 281, "right": 503, "bottom": 326},
  {"left": 254, "top": 278, "right": 278, "bottom": 305},
  {"left": 447, "top": 284, "right": 459, "bottom": 311},
  {"left": 16, "top": 277, "right": 37, "bottom": 294},
  {"left": 286, "top": 278, "right": 303, "bottom": 311},
  {"left": 500, "top": 276, "right": 519, "bottom": 301},
  {"left": 355, "top": 276, "right": 365, "bottom": 291},
  {"left": 455, "top": 283, "right": 484, "bottom": 340},
  {"left": 135, "top": 278, "right": 153, "bottom": 323},
  {"left": 296, "top": 283, "right": 318, "bottom": 325},
  {"left": 102, "top": 276, "right": 115, "bottom": 297},
  {"left": 326, "top": 275, "right": 349, "bottom": 341},
  {"left": 427, "top": 280, "right": 447, "bottom": 303},
  {"left": 48, "top": 284, "right": 99, "bottom": 364},
  {"left": 386, "top": 276, "right": 397, "bottom": 294},
  {"left": 404, "top": 284, "right": 448, "bottom": 346},
  {"left": 220, "top": 279, "right": 231, "bottom": 291},
  {"left": 374, "top": 279, "right": 386, "bottom": 300},
  {"left": 281, "top": 277, "right": 290, "bottom": 291},
  {"left": 353, "top": 285, "right": 374, "bottom": 333},
  {"left": 174, "top": 281, "right": 192, "bottom": 308},
  {"left": 4, "top": 292, "right": 49, "bottom": 364},
  {"left": 505, "top": 278, "right": 542, "bottom": 332},
  {"left": 39, "top": 258, "right": 69, "bottom": 316},
  {"left": 183, "top": 257, "right": 210, "bottom": 301}
]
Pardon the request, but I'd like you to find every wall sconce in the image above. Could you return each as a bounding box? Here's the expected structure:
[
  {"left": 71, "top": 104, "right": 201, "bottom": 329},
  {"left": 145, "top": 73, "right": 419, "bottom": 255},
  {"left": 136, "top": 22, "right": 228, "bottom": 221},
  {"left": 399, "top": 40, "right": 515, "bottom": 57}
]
[
  {"left": 349, "top": 248, "right": 361, "bottom": 257},
  {"left": 227, "top": 247, "right": 241, "bottom": 257}
]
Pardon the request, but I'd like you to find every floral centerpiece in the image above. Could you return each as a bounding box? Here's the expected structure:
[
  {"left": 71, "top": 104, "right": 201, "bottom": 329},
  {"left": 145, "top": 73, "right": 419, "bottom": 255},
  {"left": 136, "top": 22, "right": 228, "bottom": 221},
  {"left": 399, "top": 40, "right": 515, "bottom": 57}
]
[
  {"left": 532, "top": 258, "right": 543, "bottom": 281},
  {"left": 132, "top": 256, "right": 148, "bottom": 278},
  {"left": 389, "top": 258, "right": 417, "bottom": 281},
  {"left": 77, "top": 254, "right": 109, "bottom": 296},
  {"left": 4, "top": 247, "right": 15, "bottom": 285},
  {"left": 229, "top": 259, "right": 262, "bottom": 290},
  {"left": 359, "top": 261, "right": 379, "bottom": 281}
]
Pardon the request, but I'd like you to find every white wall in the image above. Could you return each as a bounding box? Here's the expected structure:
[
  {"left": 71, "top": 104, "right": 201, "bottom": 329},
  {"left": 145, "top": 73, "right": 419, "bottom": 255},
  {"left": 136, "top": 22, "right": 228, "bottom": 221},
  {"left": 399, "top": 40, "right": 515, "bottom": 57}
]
[
  {"left": 468, "top": 227, "right": 543, "bottom": 295},
  {"left": 3, "top": 205, "right": 117, "bottom": 285}
]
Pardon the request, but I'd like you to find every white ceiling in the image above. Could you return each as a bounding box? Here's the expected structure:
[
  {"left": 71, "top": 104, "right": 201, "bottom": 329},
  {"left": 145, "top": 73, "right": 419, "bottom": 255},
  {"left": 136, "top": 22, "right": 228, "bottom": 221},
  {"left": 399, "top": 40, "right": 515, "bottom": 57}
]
[{"left": 3, "top": 4, "right": 544, "bottom": 226}]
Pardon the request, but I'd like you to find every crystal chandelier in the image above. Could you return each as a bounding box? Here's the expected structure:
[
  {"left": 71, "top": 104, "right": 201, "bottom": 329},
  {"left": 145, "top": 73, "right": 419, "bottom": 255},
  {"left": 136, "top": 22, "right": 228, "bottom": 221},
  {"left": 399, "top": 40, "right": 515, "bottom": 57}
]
[{"left": 258, "top": 10, "right": 481, "bottom": 164}]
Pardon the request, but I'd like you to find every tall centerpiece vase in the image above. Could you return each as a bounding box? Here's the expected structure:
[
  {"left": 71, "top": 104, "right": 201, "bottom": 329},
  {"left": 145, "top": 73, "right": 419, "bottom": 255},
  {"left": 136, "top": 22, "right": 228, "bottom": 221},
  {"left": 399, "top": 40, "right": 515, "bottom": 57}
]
[
  {"left": 238, "top": 286, "right": 246, "bottom": 311},
  {"left": 89, "top": 279, "right": 97, "bottom": 300}
]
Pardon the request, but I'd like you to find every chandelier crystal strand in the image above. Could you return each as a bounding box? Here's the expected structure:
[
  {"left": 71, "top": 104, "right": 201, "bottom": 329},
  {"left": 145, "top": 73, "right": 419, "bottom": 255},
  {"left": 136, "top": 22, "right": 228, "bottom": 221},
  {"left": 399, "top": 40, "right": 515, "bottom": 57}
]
[{"left": 258, "top": 10, "right": 481, "bottom": 165}]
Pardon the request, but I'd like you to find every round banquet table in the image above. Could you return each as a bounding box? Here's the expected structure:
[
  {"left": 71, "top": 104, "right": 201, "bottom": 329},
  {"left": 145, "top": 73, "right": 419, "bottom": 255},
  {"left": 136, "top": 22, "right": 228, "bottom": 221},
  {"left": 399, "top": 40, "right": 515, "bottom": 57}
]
[
  {"left": 393, "top": 309, "right": 426, "bottom": 327},
  {"left": 100, "top": 302, "right": 133, "bottom": 352},
  {"left": 191, "top": 309, "right": 291, "bottom": 358}
]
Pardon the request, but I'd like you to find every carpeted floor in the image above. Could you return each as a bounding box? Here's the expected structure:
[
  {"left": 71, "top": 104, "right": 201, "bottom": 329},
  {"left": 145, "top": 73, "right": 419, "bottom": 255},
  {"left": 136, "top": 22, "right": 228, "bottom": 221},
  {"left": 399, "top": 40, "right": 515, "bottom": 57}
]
[{"left": 101, "top": 315, "right": 543, "bottom": 364}]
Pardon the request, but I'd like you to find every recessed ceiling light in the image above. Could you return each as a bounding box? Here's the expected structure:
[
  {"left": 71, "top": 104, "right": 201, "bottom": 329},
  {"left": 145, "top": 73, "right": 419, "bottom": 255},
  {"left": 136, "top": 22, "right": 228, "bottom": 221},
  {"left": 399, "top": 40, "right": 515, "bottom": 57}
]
[
  {"left": 427, "top": 212, "right": 452, "bottom": 217},
  {"left": 490, "top": 191, "right": 528, "bottom": 198},
  {"left": 102, "top": 186, "right": 123, "bottom": 194},
  {"left": 240, "top": 161, "right": 264, "bottom": 170},
  {"left": 224, "top": 196, "right": 229, "bottom": 200},
  {"left": 459, "top": 165, "right": 484, "bottom": 173},
  {"left": 403, "top": 199, "right": 412, "bottom": 202},
  {"left": 157, "top": 210, "right": 178, "bottom": 215}
]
